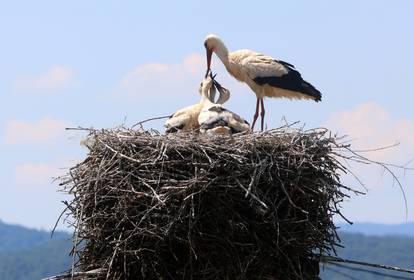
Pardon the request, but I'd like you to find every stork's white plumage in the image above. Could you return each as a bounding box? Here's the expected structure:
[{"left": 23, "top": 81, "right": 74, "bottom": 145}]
[
  {"left": 165, "top": 72, "right": 249, "bottom": 135},
  {"left": 198, "top": 75, "right": 250, "bottom": 135},
  {"left": 164, "top": 80, "right": 214, "bottom": 133},
  {"left": 164, "top": 71, "right": 222, "bottom": 133},
  {"left": 204, "top": 34, "right": 322, "bottom": 131},
  {"left": 164, "top": 102, "right": 204, "bottom": 133}
]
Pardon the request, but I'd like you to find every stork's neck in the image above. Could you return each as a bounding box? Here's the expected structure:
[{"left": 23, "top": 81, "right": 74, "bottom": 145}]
[
  {"left": 200, "top": 94, "right": 210, "bottom": 103},
  {"left": 200, "top": 88, "right": 213, "bottom": 105},
  {"left": 214, "top": 42, "right": 230, "bottom": 68}
]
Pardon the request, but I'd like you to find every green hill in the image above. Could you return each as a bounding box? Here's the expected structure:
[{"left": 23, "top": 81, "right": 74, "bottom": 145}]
[
  {"left": 321, "top": 232, "right": 414, "bottom": 279},
  {"left": 0, "top": 220, "right": 413, "bottom": 279},
  {"left": 0, "top": 238, "right": 72, "bottom": 280},
  {"left": 0, "top": 220, "right": 68, "bottom": 252},
  {"left": 0, "top": 220, "right": 71, "bottom": 280},
  {"left": 336, "top": 222, "right": 414, "bottom": 237}
]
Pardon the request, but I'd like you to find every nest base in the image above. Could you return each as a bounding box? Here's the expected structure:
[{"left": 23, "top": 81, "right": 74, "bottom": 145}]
[{"left": 60, "top": 128, "right": 349, "bottom": 280}]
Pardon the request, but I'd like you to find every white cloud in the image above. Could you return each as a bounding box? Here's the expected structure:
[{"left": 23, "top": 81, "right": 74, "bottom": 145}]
[
  {"left": 121, "top": 63, "right": 170, "bottom": 86},
  {"left": 3, "top": 117, "right": 70, "bottom": 145},
  {"left": 118, "top": 53, "right": 206, "bottom": 101},
  {"left": 14, "top": 66, "right": 73, "bottom": 92},
  {"left": 326, "top": 102, "right": 414, "bottom": 163},
  {"left": 182, "top": 53, "right": 205, "bottom": 75},
  {"left": 326, "top": 102, "right": 414, "bottom": 223},
  {"left": 15, "top": 163, "right": 63, "bottom": 185},
  {"left": 115, "top": 52, "right": 250, "bottom": 121}
]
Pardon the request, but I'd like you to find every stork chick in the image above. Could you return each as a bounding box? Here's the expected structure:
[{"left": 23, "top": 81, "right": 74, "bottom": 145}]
[
  {"left": 164, "top": 72, "right": 217, "bottom": 133},
  {"left": 198, "top": 74, "right": 250, "bottom": 135}
]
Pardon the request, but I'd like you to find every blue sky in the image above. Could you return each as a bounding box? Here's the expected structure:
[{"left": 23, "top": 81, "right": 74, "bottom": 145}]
[{"left": 1, "top": 0, "right": 414, "bottom": 230}]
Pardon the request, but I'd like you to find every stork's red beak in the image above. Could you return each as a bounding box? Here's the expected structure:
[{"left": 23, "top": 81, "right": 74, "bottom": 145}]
[{"left": 206, "top": 48, "right": 213, "bottom": 71}]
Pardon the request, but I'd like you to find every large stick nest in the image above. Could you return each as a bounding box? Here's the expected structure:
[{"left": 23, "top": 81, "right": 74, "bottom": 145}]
[{"left": 60, "top": 127, "right": 355, "bottom": 280}]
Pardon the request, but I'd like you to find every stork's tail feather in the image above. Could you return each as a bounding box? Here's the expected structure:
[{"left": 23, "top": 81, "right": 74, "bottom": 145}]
[{"left": 301, "top": 80, "right": 322, "bottom": 102}]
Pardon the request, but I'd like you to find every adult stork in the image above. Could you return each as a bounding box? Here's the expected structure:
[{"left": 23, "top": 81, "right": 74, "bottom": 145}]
[{"left": 204, "top": 34, "right": 322, "bottom": 131}]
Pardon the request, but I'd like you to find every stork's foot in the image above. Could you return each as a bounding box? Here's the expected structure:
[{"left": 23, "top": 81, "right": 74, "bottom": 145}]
[
  {"left": 251, "top": 98, "right": 261, "bottom": 131},
  {"left": 251, "top": 113, "right": 259, "bottom": 131},
  {"left": 260, "top": 112, "right": 265, "bottom": 131}
]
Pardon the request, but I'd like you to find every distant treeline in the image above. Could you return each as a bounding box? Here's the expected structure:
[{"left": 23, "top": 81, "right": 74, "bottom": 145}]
[
  {"left": 0, "top": 220, "right": 413, "bottom": 280},
  {"left": 321, "top": 232, "right": 414, "bottom": 280}
]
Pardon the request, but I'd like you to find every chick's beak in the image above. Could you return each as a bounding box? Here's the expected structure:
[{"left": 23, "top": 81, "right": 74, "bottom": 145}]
[{"left": 212, "top": 79, "right": 222, "bottom": 91}]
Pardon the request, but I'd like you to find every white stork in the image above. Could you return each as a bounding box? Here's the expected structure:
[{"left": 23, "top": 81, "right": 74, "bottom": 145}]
[
  {"left": 204, "top": 34, "right": 322, "bottom": 131},
  {"left": 164, "top": 72, "right": 220, "bottom": 133},
  {"left": 198, "top": 74, "right": 250, "bottom": 135}
]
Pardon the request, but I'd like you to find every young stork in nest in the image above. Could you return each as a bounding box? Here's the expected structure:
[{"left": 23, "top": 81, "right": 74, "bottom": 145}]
[
  {"left": 204, "top": 34, "right": 322, "bottom": 131},
  {"left": 165, "top": 72, "right": 249, "bottom": 135},
  {"left": 164, "top": 71, "right": 220, "bottom": 133},
  {"left": 198, "top": 72, "right": 250, "bottom": 135}
]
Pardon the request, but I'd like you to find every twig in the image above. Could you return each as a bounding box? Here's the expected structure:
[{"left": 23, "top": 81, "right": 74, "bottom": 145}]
[
  {"left": 235, "top": 179, "right": 268, "bottom": 210},
  {"left": 42, "top": 268, "right": 104, "bottom": 280},
  {"left": 321, "top": 255, "right": 414, "bottom": 274},
  {"left": 131, "top": 115, "right": 171, "bottom": 129}
]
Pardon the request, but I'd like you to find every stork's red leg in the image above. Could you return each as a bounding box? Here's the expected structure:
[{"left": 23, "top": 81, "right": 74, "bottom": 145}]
[
  {"left": 260, "top": 98, "right": 265, "bottom": 131},
  {"left": 251, "top": 98, "right": 260, "bottom": 131}
]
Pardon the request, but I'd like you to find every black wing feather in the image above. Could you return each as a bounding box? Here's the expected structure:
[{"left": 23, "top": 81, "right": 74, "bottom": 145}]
[
  {"left": 165, "top": 123, "right": 185, "bottom": 133},
  {"left": 276, "top": 59, "right": 295, "bottom": 69},
  {"left": 253, "top": 62, "right": 322, "bottom": 102},
  {"left": 208, "top": 106, "right": 228, "bottom": 113}
]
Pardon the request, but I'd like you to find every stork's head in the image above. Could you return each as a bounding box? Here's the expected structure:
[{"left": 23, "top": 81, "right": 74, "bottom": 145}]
[
  {"left": 198, "top": 71, "right": 230, "bottom": 104},
  {"left": 199, "top": 70, "right": 215, "bottom": 100},
  {"left": 204, "top": 34, "right": 227, "bottom": 74}
]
